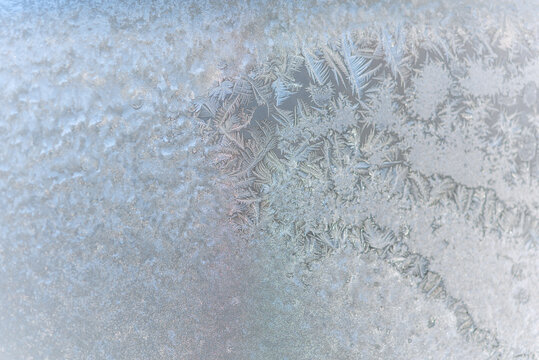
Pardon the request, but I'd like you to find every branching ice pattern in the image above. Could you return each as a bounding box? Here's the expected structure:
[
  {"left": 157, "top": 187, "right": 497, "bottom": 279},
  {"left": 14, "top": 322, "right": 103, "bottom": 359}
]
[{"left": 194, "top": 22, "right": 538, "bottom": 359}]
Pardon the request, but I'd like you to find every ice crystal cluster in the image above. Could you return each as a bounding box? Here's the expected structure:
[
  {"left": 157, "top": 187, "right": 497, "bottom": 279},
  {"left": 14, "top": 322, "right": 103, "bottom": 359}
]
[
  {"left": 195, "top": 18, "right": 539, "bottom": 359},
  {"left": 1, "top": 0, "right": 538, "bottom": 359}
]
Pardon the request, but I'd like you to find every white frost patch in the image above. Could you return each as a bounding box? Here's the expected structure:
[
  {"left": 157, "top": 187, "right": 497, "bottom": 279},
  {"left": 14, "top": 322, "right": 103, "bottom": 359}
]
[
  {"left": 410, "top": 62, "right": 452, "bottom": 121},
  {"left": 460, "top": 61, "right": 506, "bottom": 98}
]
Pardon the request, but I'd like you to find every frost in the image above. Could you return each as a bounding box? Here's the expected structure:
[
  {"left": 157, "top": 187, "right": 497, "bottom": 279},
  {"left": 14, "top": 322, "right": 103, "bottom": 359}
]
[
  {"left": 517, "top": 131, "right": 537, "bottom": 162},
  {"left": 196, "top": 14, "right": 539, "bottom": 357},
  {"left": 410, "top": 62, "right": 452, "bottom": 121},
  {"left": 460, "top": 61, "right": 506, "bottom": 98},
  {"left": 307, "top": 83, "right": 334, "bottom": 107},
  {"left": 523, "top": 82, "right": 537, "bottom": 108},
  {"left": 2, "top": 0, "right": 539, "bottom": 359},
  {"left": 330, "top": 95, "right": 358, "bottom": 133}
]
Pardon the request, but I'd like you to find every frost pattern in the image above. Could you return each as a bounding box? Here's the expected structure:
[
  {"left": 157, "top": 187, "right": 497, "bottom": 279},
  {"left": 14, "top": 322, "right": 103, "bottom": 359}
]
[
  {"left": 409, "top": 62, "right": 452, "bottom": 121},
  {"left": 195, "top": 20, "right": 539, "bottom": 358},
  {"left": 1, "top": 1, "right": 538, "bottom": 358}
]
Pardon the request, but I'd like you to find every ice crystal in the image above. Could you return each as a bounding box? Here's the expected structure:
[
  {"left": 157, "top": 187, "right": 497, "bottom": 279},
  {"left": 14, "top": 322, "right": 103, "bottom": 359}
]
[
  {"left": 460, "top": 61, "right": 506, "bottom": 98},
  {"left": 195, "top": 19, "right": 539, "bottom": 357},
  {"left": 410, "top": 62, "right": 452, "bottom": 121},
  {"left": 3, "top": 1, "right": 539, "bottom": 359}
]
